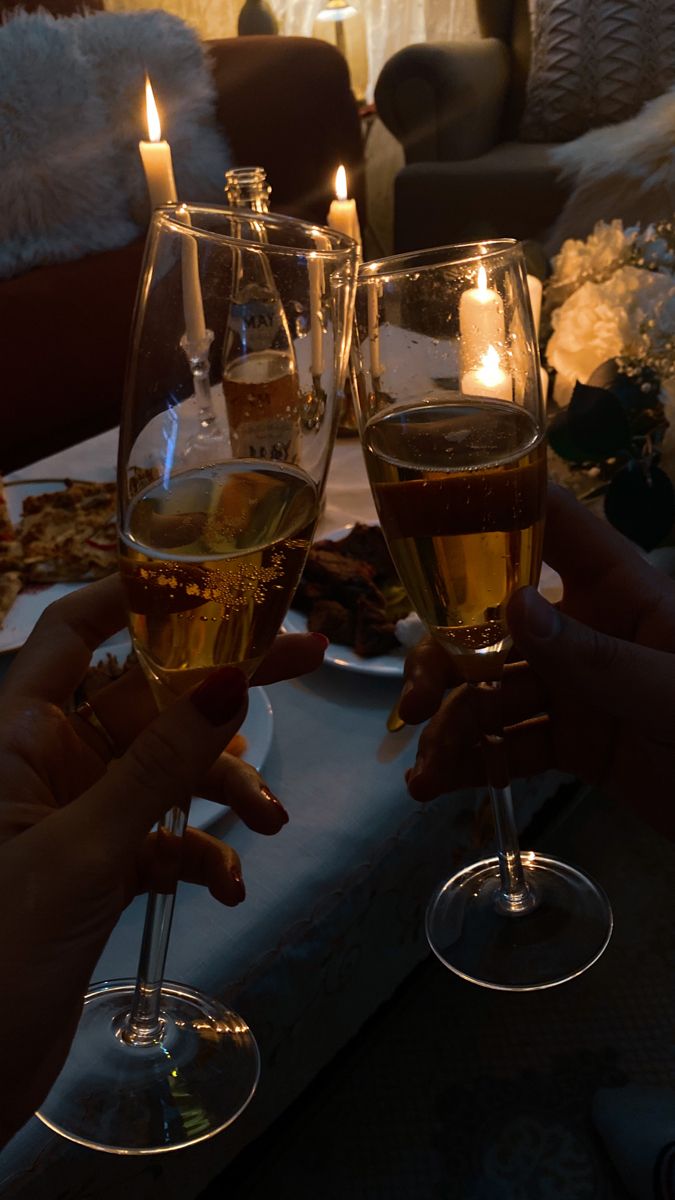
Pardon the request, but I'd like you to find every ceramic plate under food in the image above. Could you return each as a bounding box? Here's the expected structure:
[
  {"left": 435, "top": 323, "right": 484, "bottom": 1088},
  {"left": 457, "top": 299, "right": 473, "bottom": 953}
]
[
  {"left": 0, "top": 480, "right": 88, "bottom": 654},
  {"left": 286, "top": 524, "right": 563, "bottom": 676},
  {"left": 287, "top": 524, "right": 407, "bottom": 677}
]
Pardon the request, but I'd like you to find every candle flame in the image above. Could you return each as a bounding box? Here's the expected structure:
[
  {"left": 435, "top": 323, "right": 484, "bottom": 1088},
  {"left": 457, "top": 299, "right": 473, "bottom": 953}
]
[
  {"left": 335, "top": 164, "right": 348, "bottom": 201},
  {"left": 476, "top": 345, "right": 503, "bottom": 387},
  {"left": 477, "top": 264, "right": 488, "bottom": 293},
  {"left": 145, "top": 76, "right": 162, "bottom": 143}
]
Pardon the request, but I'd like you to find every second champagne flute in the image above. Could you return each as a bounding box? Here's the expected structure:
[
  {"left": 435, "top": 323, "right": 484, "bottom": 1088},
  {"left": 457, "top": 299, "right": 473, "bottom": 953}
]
[{"left": 351, "top": 241, "right": 612, "bottom": 992}]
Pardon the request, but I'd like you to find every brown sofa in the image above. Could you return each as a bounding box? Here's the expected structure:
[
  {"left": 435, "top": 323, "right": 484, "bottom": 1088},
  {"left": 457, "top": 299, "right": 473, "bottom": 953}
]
[
  {"left": 374, "top": 0, "right": 569, "bottom": 253},
  {"left": 0, "top": 6, "right": 364, "bottom": 472}
]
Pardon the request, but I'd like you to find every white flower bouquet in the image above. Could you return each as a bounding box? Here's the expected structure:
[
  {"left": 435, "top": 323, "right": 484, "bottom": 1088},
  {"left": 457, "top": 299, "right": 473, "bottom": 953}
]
[
  {"left": 544, "top": 219, "right": 675, "bottom": 548},
  {"left": 546, "top": 219, "right": 675, "bottom": 389}
]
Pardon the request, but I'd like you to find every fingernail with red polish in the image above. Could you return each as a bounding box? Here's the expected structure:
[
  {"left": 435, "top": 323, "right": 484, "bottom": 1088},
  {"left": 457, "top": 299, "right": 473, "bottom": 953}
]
[
  {"left": 405, "top": 763, "right": 428, "bottom": 801},
  {"left": 191, "top": 668, "right": 247, "bottom": 726},
  {"left": 260, "top": 785, "right": 289, "bottom": 824},
  {"left": 405, "top": 765, "right": 421, "bottom": 788},
  {"left": 230, "top": 866, "right": 246, "bottom": 902},
  {"left": 310, "top": 632, "right": 329, "bottom": 650}
]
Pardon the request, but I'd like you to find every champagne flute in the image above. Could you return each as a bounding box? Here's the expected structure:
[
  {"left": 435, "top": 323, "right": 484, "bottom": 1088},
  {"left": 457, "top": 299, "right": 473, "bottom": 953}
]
[
  {"left": 37, "top": 206, "right": 357, "bottom": 1151},
  {"left": 351, "top": 241, "right": 612, "bottom": 991}
]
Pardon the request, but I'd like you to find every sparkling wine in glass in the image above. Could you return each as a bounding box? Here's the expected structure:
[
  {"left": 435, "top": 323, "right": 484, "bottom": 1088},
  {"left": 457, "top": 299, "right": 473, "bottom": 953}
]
[
  {"left": 351, "top": 241, "right": 612, "bottom": 991},
  {"left": 36, "top": 206, "right": 357, "bottom": 1151},
  {"left": 120, "top": 460, "right": 318, "bottom": 694}
]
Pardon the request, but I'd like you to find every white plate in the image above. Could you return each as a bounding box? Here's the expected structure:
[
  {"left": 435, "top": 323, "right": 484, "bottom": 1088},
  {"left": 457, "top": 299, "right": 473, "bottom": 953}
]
[
  {"left": 284, "top": 605, "right": 406, "bottom": 677},
  {"left": 284, "top": 523, "right": 403, "bottom": 681},
  {"left": 0, "top": 480, "right": 85, "bottom": 655},
  {"left": 287, "top": 524, "right": 563, "bottom": 677},
  {"left": 93, "top": 631, "right": 274, "bottom": 832},
  {"left": 288, "top": 524, "right": 407, "bottom": 678}
]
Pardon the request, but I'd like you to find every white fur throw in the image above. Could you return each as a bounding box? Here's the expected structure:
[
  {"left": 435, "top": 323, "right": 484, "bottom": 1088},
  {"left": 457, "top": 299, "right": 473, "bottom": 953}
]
[
  {"left": 0, "top": 9, "right": 231, "bottom": 279},
  {"left": 547, "top": 87, "right": 675, "bottom": 250}
]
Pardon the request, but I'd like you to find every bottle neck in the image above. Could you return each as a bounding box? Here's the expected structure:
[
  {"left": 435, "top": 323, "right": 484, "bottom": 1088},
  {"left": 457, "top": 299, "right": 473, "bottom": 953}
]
[{"left": 225, "top": 166, "right": 271, "bottom": 213}]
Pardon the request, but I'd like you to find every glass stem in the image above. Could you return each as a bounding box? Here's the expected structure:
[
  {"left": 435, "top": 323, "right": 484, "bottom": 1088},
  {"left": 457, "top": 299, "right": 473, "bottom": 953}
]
[
  {"left": 473, "top": 679, "right": 536, "bottom": 915},
  {"left": 122, "top": 804, "right": 188, "bottom": 1045}
]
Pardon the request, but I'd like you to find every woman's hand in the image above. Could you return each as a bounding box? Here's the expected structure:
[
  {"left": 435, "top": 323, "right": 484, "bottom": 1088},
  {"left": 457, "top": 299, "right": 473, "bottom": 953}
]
[
  {"left": 0, "top": 575, "right": 326, "bottom": 1142},
  {"left": 401, "top": 485, "right": 675, "bottom": 837}
]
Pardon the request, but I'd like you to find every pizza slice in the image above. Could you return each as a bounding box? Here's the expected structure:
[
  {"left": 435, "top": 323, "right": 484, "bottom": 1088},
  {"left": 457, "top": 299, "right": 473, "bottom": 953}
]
[
  {"left": 0, "top": 475, "right": 23, "bottom": 629},
  {"left": 0, "top": 474, "right": 22, "bottom": 572},
  {"left": 0, "top": 570, "right": 21, "bottom": 629},
  {"left": 19, "top": 480, "right": 118, "bottom": 583}
]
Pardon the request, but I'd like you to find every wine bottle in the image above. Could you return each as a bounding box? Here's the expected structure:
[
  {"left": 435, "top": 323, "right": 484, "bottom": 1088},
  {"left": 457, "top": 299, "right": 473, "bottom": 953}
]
[{"left": 222, "top": 172, "right": 301, "bottom": 463}]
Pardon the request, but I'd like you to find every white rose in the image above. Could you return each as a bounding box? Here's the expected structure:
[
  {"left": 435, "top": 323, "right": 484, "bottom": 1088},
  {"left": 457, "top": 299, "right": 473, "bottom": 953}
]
[
  {"left": 547, "top": 283, "right": 624, "bottom": 383},
  {"left": 585, "top": 220, "right": 636, "bottom": 277},
  {"left": 546, "top": 266, "right": 675, "bottom": 383},
  {"left": 548, "top": 220, "right": 635, "bottom": 306}
]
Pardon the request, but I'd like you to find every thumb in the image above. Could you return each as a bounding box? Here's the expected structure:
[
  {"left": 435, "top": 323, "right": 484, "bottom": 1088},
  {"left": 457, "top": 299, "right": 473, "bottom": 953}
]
[
  {"left": 508, "top": 586, "right": 675, "bottom": 734},
  {"left": 66, "top": 667, "right": 248, "bottom": 848}
]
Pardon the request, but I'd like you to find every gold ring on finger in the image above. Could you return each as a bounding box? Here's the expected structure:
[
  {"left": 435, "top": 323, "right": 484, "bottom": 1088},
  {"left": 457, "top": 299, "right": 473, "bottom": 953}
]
[{"left": 74, "top": 700, "right": 120, "bottom": 758}]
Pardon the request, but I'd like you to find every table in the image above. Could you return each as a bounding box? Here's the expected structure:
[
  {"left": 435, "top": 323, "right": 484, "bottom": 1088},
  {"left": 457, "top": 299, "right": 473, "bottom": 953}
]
[{"left": 0, "top": 434, "right": 565, "bottom": 1199}]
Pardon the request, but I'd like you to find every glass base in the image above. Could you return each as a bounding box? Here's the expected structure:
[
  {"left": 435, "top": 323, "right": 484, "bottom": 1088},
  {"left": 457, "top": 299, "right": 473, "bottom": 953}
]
[
  {"left": 37, "top": 980, "right": 260, "bottom": 1154},
  {"left": 426, "top": 854, "right": 613, "bottom": 992}
]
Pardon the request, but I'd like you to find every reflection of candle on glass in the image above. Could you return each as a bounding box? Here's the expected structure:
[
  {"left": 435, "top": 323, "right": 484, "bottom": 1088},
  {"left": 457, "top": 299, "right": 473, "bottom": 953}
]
[
  {"left": 327, "top": 165, "right": 361, "bottom": 247},
  {"left": 527, "top": 274, "right": 543, "bottom": 336},
  {"left": 459, "top": 265, "right": 505, "bottom": 369},
  {"left": 308, "top": 251, "right": 324, "bottom": 377},
  {"left": 367, "top": 278, "right": 382, "bottom": 379},
  {"left": 139, "top": 77, "right": 177, "bottom": 210},
  {"left": 540, "top": 366, "right": 549, "bottom": 403},
  {"left": 462, "top": 344, "right": 511, "bottom": 401},
  {"left": 177, "top": 205, "right": 207, "bottom": 348}
]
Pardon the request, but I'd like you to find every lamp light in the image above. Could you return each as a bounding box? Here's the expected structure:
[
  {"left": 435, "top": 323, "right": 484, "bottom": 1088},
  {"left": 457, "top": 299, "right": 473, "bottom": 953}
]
[{"left": 312, "top": 0, "right": 368, "bottom": 104}]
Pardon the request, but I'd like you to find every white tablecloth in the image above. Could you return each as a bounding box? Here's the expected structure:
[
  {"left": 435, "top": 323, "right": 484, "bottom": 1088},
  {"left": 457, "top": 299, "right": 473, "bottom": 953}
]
[{"left": 0, "top": 434, "right": 565, "bottom": 1199}]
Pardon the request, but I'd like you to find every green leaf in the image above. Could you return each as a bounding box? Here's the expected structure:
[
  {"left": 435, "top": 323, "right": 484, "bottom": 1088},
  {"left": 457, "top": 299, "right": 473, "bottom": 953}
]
[
  {"left": 568, "top": 383, "right": 631, "bottom": 457},
  {"left": 604, "top": 461, "right": 675, "bottom": 549},
  {"left": 547, "top": 408, "right": 590, "bottom": 462}
]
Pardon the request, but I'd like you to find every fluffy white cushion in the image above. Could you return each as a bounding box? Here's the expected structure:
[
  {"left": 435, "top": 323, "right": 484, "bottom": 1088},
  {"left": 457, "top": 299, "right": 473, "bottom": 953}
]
[
  {"left": 0, "top": 8, "right": 231, "bottom": 279},
  {"left": 546, "top": 87, "right": 675, "bottom": 248}
]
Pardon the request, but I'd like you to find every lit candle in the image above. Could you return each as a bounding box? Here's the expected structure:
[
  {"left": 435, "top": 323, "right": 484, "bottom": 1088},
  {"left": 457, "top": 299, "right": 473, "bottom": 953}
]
[
  {"left": 308, "top": 251, "right": 324, "bottom": 377},
  {"left": 177, "top": 205, "right": 207, "bottom": 348},
  {"left": 459, "top": 264, "right": 506, "bottom": 373},
  {"left": 367, "top": 277, "right": 382, "bottom": 379},
  {"left": 327, "top": 165, "right": 361, "bottom": 248},
  {"left": 139, "top": 76, "right": 177, "bottom": 210},
  {"left": 462, "top": 344, "right": 511, "bottom": 401},
  {"left": 527, "top": 274, "right": 543, "bottom": 337}
]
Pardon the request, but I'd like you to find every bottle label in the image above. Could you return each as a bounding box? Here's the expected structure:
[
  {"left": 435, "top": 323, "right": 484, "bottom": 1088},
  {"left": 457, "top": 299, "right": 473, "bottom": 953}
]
[
  {"left": 231, "top": 295, "right": 283, "bottom": 354},
  {"left": 231, "top": 418, "right": 300, "bottom": 463}
]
